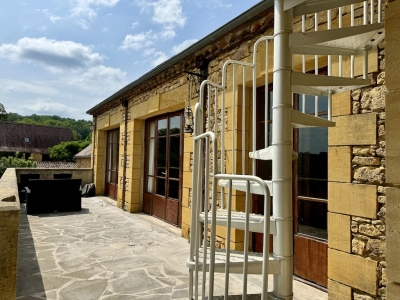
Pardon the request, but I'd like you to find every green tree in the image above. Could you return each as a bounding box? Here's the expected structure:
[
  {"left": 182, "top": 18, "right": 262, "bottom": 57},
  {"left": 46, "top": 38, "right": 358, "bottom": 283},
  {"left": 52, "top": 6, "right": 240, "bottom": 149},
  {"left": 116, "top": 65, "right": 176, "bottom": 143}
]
[
  {"left": 0, "top": 103, "right": 7, "bottom": 121},
  {"left": 0, "top": 155, "right": 37, "bottom": 178},
  {"left": 48, "top": 140, "right": 90, "bottom": 162}
]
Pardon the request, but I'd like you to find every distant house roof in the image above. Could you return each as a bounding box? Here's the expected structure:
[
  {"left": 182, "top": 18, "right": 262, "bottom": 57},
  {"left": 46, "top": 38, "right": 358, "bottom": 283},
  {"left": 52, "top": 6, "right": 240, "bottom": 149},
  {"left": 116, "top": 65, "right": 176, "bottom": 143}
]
[
  {"left": 0, "top": 121, "right": 74, "bottom": 154},
  {"left": 36, "top": 161, "right": 77, "bottom": 168},
  {"left": 74, "top": 144, "right": 92, "bottom": 158}
]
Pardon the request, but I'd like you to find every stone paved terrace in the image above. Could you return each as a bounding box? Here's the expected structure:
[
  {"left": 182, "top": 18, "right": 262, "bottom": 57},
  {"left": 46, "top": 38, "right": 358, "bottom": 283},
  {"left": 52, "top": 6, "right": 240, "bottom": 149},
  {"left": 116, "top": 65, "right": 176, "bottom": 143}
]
[{"left": 16, "top": 197, "right": 327, "bottom": 300}]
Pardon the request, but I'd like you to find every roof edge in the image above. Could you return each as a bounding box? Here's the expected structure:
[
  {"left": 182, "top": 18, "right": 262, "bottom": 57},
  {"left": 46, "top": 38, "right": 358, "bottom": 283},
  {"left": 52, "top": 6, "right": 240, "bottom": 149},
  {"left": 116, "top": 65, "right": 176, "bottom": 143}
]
[{"left": 87, "top": 0, "right": 274, "bottom": 115}]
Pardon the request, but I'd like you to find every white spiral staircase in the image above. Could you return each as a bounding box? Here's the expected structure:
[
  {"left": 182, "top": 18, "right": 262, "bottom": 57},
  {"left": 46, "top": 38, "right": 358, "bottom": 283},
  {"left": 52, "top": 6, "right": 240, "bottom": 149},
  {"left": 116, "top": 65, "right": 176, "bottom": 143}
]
[{"left": 186, "top": 1, "right": 385, "bottom": 299}]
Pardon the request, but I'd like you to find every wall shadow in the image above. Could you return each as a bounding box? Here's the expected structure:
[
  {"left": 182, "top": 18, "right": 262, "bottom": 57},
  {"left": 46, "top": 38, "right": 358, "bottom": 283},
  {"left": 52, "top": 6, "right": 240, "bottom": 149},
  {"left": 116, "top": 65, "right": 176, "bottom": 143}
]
[{"left": 16, "top": 204, "right": 47, "bottom": 299}]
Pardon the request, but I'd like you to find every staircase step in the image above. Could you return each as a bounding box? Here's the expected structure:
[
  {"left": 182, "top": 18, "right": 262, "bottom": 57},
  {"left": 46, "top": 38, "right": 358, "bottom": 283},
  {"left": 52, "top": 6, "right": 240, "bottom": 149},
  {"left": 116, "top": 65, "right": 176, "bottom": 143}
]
[
  {"left": 291, "top": 72, "right": 370, "bottom": 96},
  {"left": 249, "top": 146, "right": 298, "bottom": 161},
  {"left": 289, "top": 0, "right": 364, "bottom": 17},
  {"left": 292, "top": 110, "right": 335, "bottom": 128},
  {"left": 218, "top": 179, "right": 273, "bottom": 196},
  {"left": 291, "top": 23, "right": 385, "bottom": 55},
  {"left": 186, "top": 248, "right": 281, "bottom": 275},
  {"left": 205, "top": 293, "right": 285, "bottom": 300},
  {"left": 199, "top": 210, "right": 276, "bottom": 234}
]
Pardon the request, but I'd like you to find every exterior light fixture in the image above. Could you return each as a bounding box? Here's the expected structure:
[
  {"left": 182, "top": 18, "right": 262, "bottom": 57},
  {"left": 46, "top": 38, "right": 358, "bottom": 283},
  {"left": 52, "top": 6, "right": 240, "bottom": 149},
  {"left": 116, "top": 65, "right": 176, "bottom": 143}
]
[
  {"left": 184, "top": 106, "right": 194, "bottom": 133},
  {"left": 184, "top": 75, "right": 194, "bottom": 134},
  {"left": 89, "top": 121, "right": 94, "bottom": 132},
  {"left": 183, "top": 69, "right": 205, "bottom": 134}
]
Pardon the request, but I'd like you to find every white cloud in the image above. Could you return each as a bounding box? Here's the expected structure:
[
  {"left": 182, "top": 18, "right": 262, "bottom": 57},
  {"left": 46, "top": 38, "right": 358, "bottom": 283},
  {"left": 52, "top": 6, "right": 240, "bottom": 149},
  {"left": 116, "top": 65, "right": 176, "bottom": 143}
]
[
  {"left": 143, "top": 48, "right": 168, "bottom": 67},
  {"left": 0, "top": 37, "right": 104, "bottom": 72},
  {"left": 70, "top": 0, "right": 120, "bottom": 21},
  {"left": 172, "top": 39, "right": 198, "bottom": 54},
  {"left": 193, "top": 0, "right": 232, "bottom": 9},
  {"left": 137, "top": 0, "right": 186, "bottom": 28},
  {"left": 0, "top": 79, "right": 59, "bottom": 96},
  {"left": 38, "top": 9, "right": 62, "bottom": 23},
  {"left": 21, "top": 98, "right": 81, "bottom": 116},
  {"left": 119, "top": 31, "right": 154, "bottom": 51},
  {"left": 119, "top": 27, "right": 176, "bottom": 51},
  {"left": 131, "top": 21, "right": 139, "bottom": 28},
  {"left": 102, "top": 26, "right": 109, "bottom": 32},
  {"left": 158, "top": 27, "right": 176, "bottom": 40},
  {"left": 67, "top": 65, "right": 127, "bottom": 93},
  {"left": 77, "top": 19, "right": 90, "bottom": 29},
  {"left": 38, "top": 26, "right": 47, "bottom": 30}
]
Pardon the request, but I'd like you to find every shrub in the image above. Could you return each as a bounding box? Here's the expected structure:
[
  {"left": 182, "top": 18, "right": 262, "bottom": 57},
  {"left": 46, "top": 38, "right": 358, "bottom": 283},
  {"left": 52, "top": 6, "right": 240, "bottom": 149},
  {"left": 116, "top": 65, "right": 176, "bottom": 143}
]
[
  {"left": 48, "top": 140, "right": 90, "bottom": 162},
  {"left": 0, "top": 156, "right": 37, "bottom": 178}
]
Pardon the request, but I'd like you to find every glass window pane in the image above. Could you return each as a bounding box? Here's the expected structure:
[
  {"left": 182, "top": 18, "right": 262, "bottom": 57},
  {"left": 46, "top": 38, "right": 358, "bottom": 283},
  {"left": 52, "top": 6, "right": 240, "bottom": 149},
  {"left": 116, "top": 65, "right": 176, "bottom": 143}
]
[
  {"left": 111, "top": 171, "right": 117, "bottom": 184},
  {"left": 268, "top": 123, "right": 272, "bottom": 145},
  {"left": 168, "top": 180, "right": 179, "bottom": 199},
  {"left": 170, "top": 116, "right": 181, "bottom": 135},
  {"left": 267, "top": 90, "right": 273, "bottom": 120},
  {"left": 146, "top": 176, "right": 154, "bottom": 193},
  {"left": 157, "top": 137, "right": 166, "bottom": 167},
  {"left": 298, "top": 95, "right": 328, "bottom": 115},
  {"left": 169, "top": 167, "right": 179, "bottom": 179},
  {"left": 257, "top": 160, "right": 272, "bottom": 181},
  {"left": 114, "top": 130, "right": 119, "bottom": 143},
  {"left": 259, "top": 92, "right": 265, "bottom": 122},
  {"left": 158, "top": 119, "right": 167, "bottom": 136},
  {"left": 112, "top": 144, "right": 118, "bottom": 170},
  {"left": 149, "top": 121, "right": 156, "bottom": 138},
  {"left": 257, "top": 123, "right": 265, "bottom": 149},
  {"left": 156, "top": 178, "right": 165, "bottom": 196},
  {"left": 169, "top": 136, "right": 180, "bottom": 168},
  {"left": 107, "top": 143, "right": 112, "bottom": 170},
  {"left": 157, "top": 167, "right": 167, "bottom": 177},
  {"left": 298, "top": 199, "right": 327, "bottom": 240},
  {"left": 297, "top": 126, "right": 328, "bottom": 199},
  {"left": 147, "top": 139, "right": 155, "bottom": 176}
]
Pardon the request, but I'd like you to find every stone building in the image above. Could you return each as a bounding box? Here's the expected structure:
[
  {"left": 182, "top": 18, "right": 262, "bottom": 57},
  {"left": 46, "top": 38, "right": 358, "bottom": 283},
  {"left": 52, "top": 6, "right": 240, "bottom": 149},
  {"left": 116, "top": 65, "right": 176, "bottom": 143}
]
[
  {"left": 87, "top": 0, "right": 400, "bottom": 299},
  {"left": 0, "top": 121, "right": 74, "bottom": 161},
  {"left": 73, "top": 144, "right": 92, "bottom": 168}
]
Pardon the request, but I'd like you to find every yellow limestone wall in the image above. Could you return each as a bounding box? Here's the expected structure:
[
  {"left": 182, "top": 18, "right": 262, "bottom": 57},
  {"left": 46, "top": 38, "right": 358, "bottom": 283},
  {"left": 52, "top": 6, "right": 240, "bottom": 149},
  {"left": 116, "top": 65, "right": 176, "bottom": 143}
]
[{"left": 385, "top": 1, "right": 400, "bottom": 299}]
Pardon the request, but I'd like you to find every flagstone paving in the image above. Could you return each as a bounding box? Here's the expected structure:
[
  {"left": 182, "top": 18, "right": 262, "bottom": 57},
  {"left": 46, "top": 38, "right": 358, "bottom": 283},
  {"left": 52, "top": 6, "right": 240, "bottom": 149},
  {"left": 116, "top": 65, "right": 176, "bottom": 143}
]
[{"left": 16, "top": 197, "right": 327, "bottom": 300}]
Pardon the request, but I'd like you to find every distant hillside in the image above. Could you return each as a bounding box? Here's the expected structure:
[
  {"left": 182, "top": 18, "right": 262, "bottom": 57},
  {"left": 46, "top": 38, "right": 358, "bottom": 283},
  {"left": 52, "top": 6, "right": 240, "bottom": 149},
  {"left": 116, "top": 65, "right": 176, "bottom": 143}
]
[{"left": 6, "top": 113, "right": 91, "bottom": 141}]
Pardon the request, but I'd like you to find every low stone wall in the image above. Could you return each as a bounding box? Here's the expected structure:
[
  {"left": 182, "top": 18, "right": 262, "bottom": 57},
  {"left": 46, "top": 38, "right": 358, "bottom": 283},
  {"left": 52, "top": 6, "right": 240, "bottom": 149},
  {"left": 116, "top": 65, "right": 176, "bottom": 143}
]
[
  {"left": 16, "top": 168, "right": 93, "bottom": 186},
  {"left": 0, "top": 169, "right": 20, "bottom": 300}
]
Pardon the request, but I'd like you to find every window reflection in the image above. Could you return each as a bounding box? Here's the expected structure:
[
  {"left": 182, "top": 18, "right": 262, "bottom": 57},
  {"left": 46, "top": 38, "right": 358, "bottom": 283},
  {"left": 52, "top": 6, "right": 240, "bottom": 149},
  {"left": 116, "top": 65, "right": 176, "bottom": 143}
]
[
  {"left": 170, "top": 116, "right": 180, "bottom": 135},
  {"left": 158, "top": 119, "right": 167, "bottom": 136},
  {"left": 296, "top": 94, "right": 328, "bottom": 240},
  {"left": 298, "top": 200, "right": 327, "bottom": 240}
]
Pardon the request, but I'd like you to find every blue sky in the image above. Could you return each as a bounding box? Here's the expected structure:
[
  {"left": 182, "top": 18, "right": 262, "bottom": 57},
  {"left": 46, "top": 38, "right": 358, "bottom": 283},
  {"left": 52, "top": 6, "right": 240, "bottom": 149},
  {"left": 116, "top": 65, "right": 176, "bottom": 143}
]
[{"left": 0, "top": 0, "right": 260, "bottom": 120}]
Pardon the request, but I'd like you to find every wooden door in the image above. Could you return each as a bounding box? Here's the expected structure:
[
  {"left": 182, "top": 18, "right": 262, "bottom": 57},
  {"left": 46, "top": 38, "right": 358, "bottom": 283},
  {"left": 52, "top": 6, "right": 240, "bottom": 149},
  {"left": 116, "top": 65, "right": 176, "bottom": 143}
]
[
  {"left": 254, "top": 86, "right": 328, "bottom": 288},
  {"left": 143, "top": 112, "right": 183, "bottom": 226},
  {"left": 105, "top": 128, "right": 120, "bottom": 200}
]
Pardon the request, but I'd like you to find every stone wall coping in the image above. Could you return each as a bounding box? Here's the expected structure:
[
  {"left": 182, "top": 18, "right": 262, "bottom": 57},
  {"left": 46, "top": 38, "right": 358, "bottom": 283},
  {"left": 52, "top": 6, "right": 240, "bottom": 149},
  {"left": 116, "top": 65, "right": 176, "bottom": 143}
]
[
  {"left": 15, "top": 168, "right": 93, "bottom": 186},
  {"left": 0, "top": 168, "right": 20, "bottom": 212}
]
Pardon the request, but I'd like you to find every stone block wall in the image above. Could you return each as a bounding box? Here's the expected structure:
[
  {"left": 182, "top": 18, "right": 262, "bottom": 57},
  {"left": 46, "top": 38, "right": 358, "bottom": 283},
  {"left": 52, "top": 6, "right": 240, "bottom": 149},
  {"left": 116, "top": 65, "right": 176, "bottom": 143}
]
[
  {"left": 76, "top": 158, "right": 91, "bottom": 168},
  {"left": 384, "top": 1, "right": 400, "bottom": 299},
  {"left": 327, "top": 5, "right": 387, "bottom": 298},
  {"left": 0, "top": 169, "right": 20, "bottom": 300}
]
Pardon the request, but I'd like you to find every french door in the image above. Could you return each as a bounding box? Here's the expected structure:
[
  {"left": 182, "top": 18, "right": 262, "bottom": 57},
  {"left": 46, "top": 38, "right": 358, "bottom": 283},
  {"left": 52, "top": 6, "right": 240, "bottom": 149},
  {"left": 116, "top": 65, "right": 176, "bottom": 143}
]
[
  {"left": 293, "top": 93, "right": 328, "bottom": 287},
  {"left": 105, "top": 128, "right": 120, "bottom": 200},
  {"left": 254, "top": 86, "right": 328, "bottom": 287},
  {"left": 143, "top": 112, "right": 183, "bottom": 226}
]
